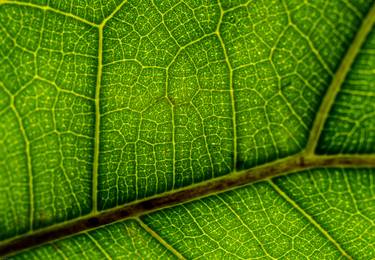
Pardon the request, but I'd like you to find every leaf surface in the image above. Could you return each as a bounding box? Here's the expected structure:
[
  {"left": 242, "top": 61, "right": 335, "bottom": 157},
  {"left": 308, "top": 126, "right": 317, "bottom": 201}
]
[{"left": 0, "top": 0, "right": 374, "bottom": 258}]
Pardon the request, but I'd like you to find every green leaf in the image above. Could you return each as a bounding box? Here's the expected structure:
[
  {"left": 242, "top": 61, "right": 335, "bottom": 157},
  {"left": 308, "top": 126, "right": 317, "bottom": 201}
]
[{"left": 0, "top": 0, "right": 374, "bottom": 258}]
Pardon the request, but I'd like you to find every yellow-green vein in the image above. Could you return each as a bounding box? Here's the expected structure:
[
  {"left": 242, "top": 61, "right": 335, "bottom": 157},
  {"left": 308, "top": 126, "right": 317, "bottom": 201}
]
[
  {"left": 268, "top": 179, "right": 351, "bottom": 259},
  {"left": 92, "top": 26, "right": 103, "bottom": 213},
  {"left": 0, "top": 0, "right": 98, "bottom": 27},
  {"left": 304, "top": 1, "right": 375, "bottom": 155},
  {"left": 136, "top": 218, "right": 186, "bottom": 260},
  {"left": 217, "top": 0, "right": 238, "bottom": 170}
]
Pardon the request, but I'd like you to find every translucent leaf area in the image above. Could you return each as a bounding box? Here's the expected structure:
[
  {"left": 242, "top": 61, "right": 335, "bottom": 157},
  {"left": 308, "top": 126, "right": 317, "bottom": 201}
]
[{"left": 0, "top": 0, "right": 374, "bottom": 258}]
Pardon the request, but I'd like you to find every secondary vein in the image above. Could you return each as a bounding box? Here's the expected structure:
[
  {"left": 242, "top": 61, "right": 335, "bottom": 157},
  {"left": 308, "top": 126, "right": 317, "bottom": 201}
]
[
  {"left": 304, "top": 1, "right": 375, "bottom": 155},
  {"left": 136, "top": 218, "right": 186, "bottom": 260},
  {"left": 101, "top": 0, "right": 128, "bottom": 25},
  {"left": 0, "top": 0, "right": 98, "bottom": 27},
  {"left": 268, "top": 180, "right": 351, "bottom": 259},
  {"left": 92, "top": 25, "right": 104, "bottom": 213},
  {"left": 217, "top": 0, "right": 238, "bottom": 170}
]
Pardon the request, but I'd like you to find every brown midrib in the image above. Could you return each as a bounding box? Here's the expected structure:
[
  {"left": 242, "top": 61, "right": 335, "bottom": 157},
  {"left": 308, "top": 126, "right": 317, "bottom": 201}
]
[{"left": 1, "top": 153, "right": 375, "bottom": 257}]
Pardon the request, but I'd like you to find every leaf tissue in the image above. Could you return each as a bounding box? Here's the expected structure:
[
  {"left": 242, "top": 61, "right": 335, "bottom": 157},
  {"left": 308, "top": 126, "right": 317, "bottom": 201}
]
[{"left": 0, "top": 0, "right": 375, "bottom": 259}]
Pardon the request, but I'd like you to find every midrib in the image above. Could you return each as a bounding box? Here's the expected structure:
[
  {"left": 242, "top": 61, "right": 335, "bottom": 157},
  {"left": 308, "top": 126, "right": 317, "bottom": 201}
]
[{"left": 1, "top": 153, "right": 375, "bottom": 257}]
